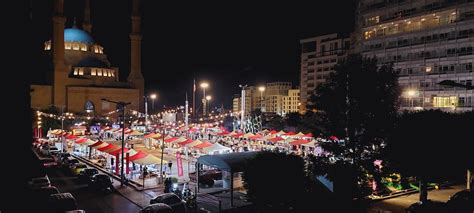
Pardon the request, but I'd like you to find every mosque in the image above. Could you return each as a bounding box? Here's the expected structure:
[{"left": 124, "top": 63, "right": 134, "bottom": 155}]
[{"left": 30, "top": 0, "right": 144, "bottom": 114}]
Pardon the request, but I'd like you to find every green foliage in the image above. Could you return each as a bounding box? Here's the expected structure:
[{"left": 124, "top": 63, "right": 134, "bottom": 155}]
[
  {"left": 310, "top": 54, "right": 400, "bottom": 149},
  {"left": 387, "top": 110, "right": 473, "bottom": 182},
  {"left": 264, "top": 115, "right": 285, "bottom": 131},
  {"left": 242, "top": 151, "right": 308, "bottom": 212},
  {"left": 285, "top": 112, "right": 301, "bottom": 127}
]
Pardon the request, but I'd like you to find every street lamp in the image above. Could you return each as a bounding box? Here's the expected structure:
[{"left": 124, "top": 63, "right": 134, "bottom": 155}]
[
  {"left": 404, "top": 89, "right": 418, "bottom": 108},
  {"left": 200, "top": 82, "right": 209, "bottom": 116},
  {"left": 144, "top": 94, "right": 157, "bottom": 128},
  {"left": 239, "top": 84, "right": 248, "bottom": 131},
  {"left": 101, "top": 98, "right": 131, "bottom": 187},
  {"left": 258, "top": 86, "right": 265, "bottom": 111},
  {"left": 150, "top": 94, "right": 157, "bottom": 110},
  {"left": 206, "top": 95, "right": 212, "bottom": 114}
]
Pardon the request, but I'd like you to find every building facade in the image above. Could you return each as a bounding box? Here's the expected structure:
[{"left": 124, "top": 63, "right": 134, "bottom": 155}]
[
  {"left": 234, "top": 82, "right": 299, "bottom": 116},
  {"left": 30, "top": 0, "right": 145, "bottom": 114},
  {"left": 299, "top": 34, "right": 352, "bottom": 112},
  {"left": 356, "top": 0, "right": 474, "bottom": 111},
  {"left": 282, "top": 89, "right": 301, "bottom": 115}
]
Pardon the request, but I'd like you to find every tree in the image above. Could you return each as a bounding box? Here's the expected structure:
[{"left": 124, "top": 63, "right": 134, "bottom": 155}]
[
  {"left": 285, "top": 112, "right": 301, "bottom": 128},
  {"left": 387, "top": 110, "right": 470, "bottom": 202},
  {"left": 310, "top": 54, "right": 399, "bottom": 152},
  {"left": 307, "top": 54, "right": 400, "bottom": 197},
  {"left": 264, "top": 114, "right": 285, "bottom": 131},
  {"left": 242, "top": 151, "right": 308, "bottom": 212}
]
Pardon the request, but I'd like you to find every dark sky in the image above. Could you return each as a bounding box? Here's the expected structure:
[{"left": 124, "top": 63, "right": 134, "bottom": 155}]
[{"left": 30, "top": 0, "right": 356, "bottom": 109}]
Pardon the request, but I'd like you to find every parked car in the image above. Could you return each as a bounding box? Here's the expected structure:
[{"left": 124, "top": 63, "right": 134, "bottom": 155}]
[
  {"left": 29, "top": 175, "right": 51, "bottom": 189},
  {"left": 42, "top": 146, "right": 60, "bottom": 156},
  {"left": 40, "top": 158, "right": 58, "bottom": 168},
  {"left": 78, "top": 168, "right": 99, "bottom": 183},
  {"left": 201, "top": 169, "right": 222, "bottom": 180},
  {"left": 48, "top": 192, "right": 78, "bottom": 213},
  {"left": 71, "top": 163, "right": 87, "bottom": 175},
  {"left": 446, "top": 189, "right": 473, "bottom": 212},
  {"left": 90, "top": 174, "right": 114, "bottom": 192},
  {"left": 150, "top": 193, "right": 186, "bottom": 213},
  {"left": 64, "top": 158, "right": 79, "bottom": 169},
  {"left": 405, "top": 200, "right": 448, "bottom": 213},
  {"left": 198, "top": 175, "right": 215, "bottom": 188},
  {"left": 33, "top": 186, "right": 60, "bottom": 201},
  {"left": 140, "top": 203, "right": 173, "bottom": 213}
]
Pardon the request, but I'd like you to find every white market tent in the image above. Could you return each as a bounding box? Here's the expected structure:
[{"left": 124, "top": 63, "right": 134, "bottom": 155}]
[
  {"left": 132, "top": 154, "right": 168, "bottom": 165},
  {"left": 201, "top": 142, "right": 232, "bottom": 154}
]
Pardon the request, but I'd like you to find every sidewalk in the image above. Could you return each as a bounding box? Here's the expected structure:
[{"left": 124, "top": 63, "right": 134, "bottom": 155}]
[{"left": 72, "top": 153, "right": 162, "bottom": 208}]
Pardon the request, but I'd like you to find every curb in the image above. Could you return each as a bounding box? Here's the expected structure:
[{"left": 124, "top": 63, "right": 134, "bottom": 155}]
[
  {"left": 71, "top": 154, "right": 142, "bottom": 190},
  {"left": 368, "top": 182, "right": 455, "bottom": 202},
  {"left": 71, "top": 154, "right": 146, "bottom": 208}
]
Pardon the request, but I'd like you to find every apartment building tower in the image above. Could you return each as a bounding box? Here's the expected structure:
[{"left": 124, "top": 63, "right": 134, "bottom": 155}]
[
  {"left": 299, "top": 33, "right": 352, "bottom": 112},
  {"left": 356, "top": 0, "right": 474, "bottom": 111}
]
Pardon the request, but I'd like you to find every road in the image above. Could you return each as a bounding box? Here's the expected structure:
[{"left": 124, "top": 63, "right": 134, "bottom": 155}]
[
  {"left": 46, "top": 167, "right": 141, "bottom": 213},
  {"left": 367, "top": 184, "right": 465, "bottom": 213}
]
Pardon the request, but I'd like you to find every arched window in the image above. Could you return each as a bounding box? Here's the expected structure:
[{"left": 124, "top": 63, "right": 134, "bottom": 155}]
[{"left": 84, "top": 101, "right": 95, "bottom": 113}]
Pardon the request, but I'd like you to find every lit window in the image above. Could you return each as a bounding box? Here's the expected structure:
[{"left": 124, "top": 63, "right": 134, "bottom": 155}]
[
  {"left": 65, "top": 43, "right": 71, "bottom": 50},
  {"left": 78, "top": 68, "right": 84, "bottom": 75},
  {"left": 94, "top": 47, "right": 99, "bottom": 53},
  {"left": 91, "top": 69, "right": 96, "bottom": 76},
  {"left": 97, "top": 69, "right": 102, "bottom": 76},
  {"left": 80, "top": 44, "right": 87, "bottom": 51},
  {"left": 99, "top": 47, "right": 103, "bottom": 54},
  {"left": 111, "top": 70, "right": 115, "bottom": 77},
  {"left": 433, "top": 96, "right": 458, "bottom": 108},
  {"left": 73, "top": 68, "right": 78, "bottom": 75},
  {"left": 73, "top": 43, "right": 80, "bottom": 50},
  {"left": 425, "top": 66, "right": 432, "bottom": 72}
]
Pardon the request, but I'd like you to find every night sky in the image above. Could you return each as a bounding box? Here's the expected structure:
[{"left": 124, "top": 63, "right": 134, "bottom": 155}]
[{"left": 29, "top": 0, "right": 356, "bottom": 109}]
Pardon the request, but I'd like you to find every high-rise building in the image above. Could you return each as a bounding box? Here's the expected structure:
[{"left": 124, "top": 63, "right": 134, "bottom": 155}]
[
  {"left": 356, "top": 0, "right": 474, "bottom": 111},
  {"left": 299, "top": 34, "right": 352, "bottom": 112},
  {"left": 232, "top": 94, "right": 241, "bottom": 115},
  {"left": 234, "top": 82, "right": 299, "bottom": 116},
  {"left": 282, "top": 89, "right": 301, "bottom": 115}
]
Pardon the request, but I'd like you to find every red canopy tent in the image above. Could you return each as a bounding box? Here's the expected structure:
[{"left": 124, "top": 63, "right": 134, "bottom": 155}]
[
  {"left": 88, "top": 141, "right": 104, "bottom": 147},
  {"left": 177, "top": 139, "right": 193, "bottom": 146},
  {"left": 109, "top": 147, "right": 129, "bottom": 155},
  {"left": 97, "top": 144, "right": 117, "bottom": 152},
  {"left": 289, "top": 139, "right": 310, "bottom": 146},
  {"left": 75, "top": 138, "right": 88, "bottom": 144},
  {"left": 232, "top": 133, "right": 244, "bottom": 138},
  {"left": 164, "top": 137, "right": 178, "bottom": 143},
  {"left": 66, "top": 134, "right": 78, "bottom": 139},
  {"left": 268, "top": 130, "right": 278, "bottom": 134},
  {"left": 193, "top": 141, "right": 213, "bottom": 149},
  {"left": 128, "top": 150, "right": 148, "bottom": 161},
  {"left": 249, "top": 134, "right": 263, "bottom": 140},
  {"left": 268, "top": 137, "right": 284, "bottom": 143},
  {"left": 144, "top": 133, "right": 155, "bottom": 138},
  {"left": 304, "top": 133, "right": 313, "bottom": 137},
  {"left": 217, "top": 131, "right": 230, "bottom": 136},
  {"left": 283, "top": 131, "right": 296, "bottom": 136}
]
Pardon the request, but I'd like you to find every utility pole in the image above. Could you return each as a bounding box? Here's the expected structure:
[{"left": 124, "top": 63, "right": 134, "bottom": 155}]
[
  {"left": 193, "top": 79, "right": 196, "bottom": 119},
  {"left": 101, "top": 99, "right": 131, "bottom": 187},
  {"left": 239, "top": 84, "right": 247, "bottom": 132}
]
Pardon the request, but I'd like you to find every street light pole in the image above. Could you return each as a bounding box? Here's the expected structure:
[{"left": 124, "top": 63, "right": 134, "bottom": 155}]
[
  {"left": 239, "top": 84, "right": 248, "bottom": 132},
  {"left": 144, "top": 96, "right": 148, "bottom": 127},
  {"left": 101, "top": 99, "right": 131, "bottom": 187},
  {"left": 160, "top": 122, "right": 165, "bottom": 183}
]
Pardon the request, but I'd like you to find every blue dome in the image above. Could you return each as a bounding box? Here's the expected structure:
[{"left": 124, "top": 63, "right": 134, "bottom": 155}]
[{"left": 64, "top": 28, "right": 94, "bottom": 44}]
